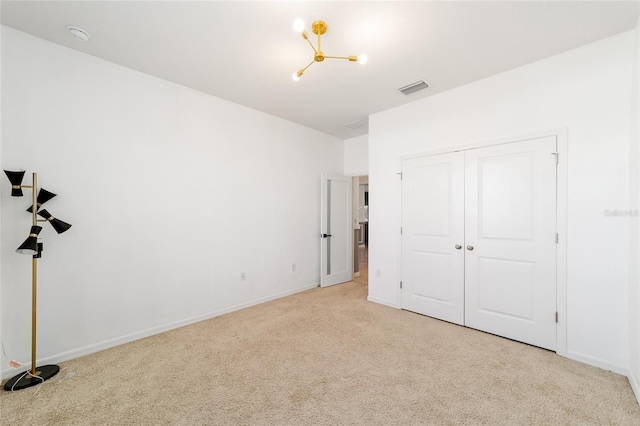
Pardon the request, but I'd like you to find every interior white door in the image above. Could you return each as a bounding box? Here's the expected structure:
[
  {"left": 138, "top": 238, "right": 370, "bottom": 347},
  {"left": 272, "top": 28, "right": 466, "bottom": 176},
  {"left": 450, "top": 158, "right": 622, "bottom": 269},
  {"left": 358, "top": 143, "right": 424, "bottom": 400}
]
[
  {"left": 464, "top": 136, "right": 557, "bottom": 350},
  {"left": 401, "top": 153, "right": 465, "bottom": 325},
  {"left": 320, "top": 174, "right": 353, "bottom": 287}
]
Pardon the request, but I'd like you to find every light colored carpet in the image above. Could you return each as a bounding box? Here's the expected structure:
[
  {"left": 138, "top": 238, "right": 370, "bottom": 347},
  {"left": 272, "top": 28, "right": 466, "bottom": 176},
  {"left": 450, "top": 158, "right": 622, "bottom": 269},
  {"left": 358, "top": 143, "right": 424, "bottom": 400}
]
[{"left": 2, "top": 281, "right": 639, "bottom": 425}]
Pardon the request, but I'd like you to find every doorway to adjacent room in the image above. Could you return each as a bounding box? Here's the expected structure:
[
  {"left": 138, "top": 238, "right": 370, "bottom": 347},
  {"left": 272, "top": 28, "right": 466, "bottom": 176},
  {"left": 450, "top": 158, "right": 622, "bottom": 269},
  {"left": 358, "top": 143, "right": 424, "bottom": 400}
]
[{"left": 354, "top": 176, "right": 369, "bottom": 285}]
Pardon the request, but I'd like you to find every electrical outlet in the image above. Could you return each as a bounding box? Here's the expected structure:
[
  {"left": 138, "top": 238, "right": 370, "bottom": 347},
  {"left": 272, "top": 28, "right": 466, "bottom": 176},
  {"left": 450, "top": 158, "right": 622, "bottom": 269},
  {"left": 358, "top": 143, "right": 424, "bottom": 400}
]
[
  {"left": 292, "top": 263, "right": 297, "bottom": 272},
  {"left": 240, "top": 272, "right": 246, "bottom": 281},
  {"left": 376, "top": 269, "right": 381, "bottom": 278}
]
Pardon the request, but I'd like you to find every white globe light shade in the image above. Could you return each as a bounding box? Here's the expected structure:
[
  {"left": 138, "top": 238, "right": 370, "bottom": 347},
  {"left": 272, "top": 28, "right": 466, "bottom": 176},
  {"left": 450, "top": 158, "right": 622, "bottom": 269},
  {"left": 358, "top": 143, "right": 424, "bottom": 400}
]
[{"left": 358, "top": 54, "right": 368, "bottom": 65}]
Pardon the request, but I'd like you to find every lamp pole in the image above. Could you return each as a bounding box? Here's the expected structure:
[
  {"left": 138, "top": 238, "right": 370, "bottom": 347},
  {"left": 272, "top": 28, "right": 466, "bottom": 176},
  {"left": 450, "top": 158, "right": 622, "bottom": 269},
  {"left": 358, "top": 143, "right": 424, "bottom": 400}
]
[{"left": 30, "top": 172, "right": 38, "bottom": 379}]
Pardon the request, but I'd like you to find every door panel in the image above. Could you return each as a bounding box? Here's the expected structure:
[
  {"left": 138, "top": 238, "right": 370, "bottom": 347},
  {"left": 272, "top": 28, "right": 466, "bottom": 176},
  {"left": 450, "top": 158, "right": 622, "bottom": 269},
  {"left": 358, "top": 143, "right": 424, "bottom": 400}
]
[
  {"left": 411, "top": 251, "right": 455, "bottom": 302},
  {"left": 320, "top": 174, "right": 353, "bottom": 287},
  {"left": 477, "top": 258, "right": 535, "bottom": 321},
  {"left": 464, "top": 136, "right": 557, "bottom": 350},
  {"left": 478, "top": 153, "right": 534, "bottom": 240},
  {"left": 401, "top": 153, "right": 465, "bottom": 325}
]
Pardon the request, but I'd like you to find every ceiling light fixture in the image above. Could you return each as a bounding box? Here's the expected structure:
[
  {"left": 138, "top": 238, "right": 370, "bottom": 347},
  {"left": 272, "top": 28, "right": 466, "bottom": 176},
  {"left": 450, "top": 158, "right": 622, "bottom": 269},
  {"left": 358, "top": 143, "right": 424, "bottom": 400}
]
[
  {"left": 292, "top": 19, "right": 367, "bottom": 81},
  {"left": 67, "top": 26, "right": 90, "bottom": 42}
]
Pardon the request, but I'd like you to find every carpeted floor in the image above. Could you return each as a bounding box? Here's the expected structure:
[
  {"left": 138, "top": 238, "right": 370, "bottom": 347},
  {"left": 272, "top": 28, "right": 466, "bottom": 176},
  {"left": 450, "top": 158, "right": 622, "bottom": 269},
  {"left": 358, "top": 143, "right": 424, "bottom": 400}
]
[{"left": 2, "top": 281, "right": 639, "bottom": 425}]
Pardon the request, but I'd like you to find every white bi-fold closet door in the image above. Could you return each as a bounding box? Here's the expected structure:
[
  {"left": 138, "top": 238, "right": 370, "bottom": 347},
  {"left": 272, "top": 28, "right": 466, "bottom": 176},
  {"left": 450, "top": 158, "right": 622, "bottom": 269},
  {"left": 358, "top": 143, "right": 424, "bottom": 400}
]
[{"left": 401, "top": 136, "right": 558, "bottom": 350}]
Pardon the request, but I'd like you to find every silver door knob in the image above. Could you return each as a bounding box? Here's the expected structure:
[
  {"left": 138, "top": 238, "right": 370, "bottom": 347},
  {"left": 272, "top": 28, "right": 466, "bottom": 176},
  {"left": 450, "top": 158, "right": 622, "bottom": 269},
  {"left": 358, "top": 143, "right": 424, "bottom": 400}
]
[
  {"left": 466, "top": 245, "right": 474, "bottom": 251},
  {"left": 455, "top": 245, "right": 462, "bottom": 250}
]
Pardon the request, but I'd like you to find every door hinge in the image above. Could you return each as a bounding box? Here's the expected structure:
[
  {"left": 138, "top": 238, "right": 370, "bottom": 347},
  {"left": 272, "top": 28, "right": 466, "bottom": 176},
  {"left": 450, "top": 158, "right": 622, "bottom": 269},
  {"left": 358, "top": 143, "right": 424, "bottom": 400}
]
[
  {"left": 555, "top": 233, "right": 559, "bottom": 244},
  {"left": 551, "top": 152, "right": 559, "bottom": 164},
  {"left": 400, "top": 281, "right": 403, "bottom": 289},
  {"left": 555, "top": 312, "right": 559, "bottom": 323},
  {"left": 400, "top": 227, "right": 403, "bottom": 235}
]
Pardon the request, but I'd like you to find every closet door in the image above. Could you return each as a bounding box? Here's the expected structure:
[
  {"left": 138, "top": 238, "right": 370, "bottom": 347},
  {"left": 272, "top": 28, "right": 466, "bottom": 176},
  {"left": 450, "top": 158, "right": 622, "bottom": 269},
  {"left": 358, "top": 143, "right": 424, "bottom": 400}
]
[
  {"left": 401, "top": 152, "right": 465, "bottom": 325},
  {"left": 464, "top": 136, "right": 557, "bottom": 350}
]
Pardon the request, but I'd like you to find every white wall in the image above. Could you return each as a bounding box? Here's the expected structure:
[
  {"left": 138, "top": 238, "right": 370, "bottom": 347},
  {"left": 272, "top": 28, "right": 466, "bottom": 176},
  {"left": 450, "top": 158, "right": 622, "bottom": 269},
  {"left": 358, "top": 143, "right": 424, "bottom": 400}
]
[
  {"left": 629, "top": 16, "right": 640, "bottom": 402},
  {"left": 369, "top": 32, "right": 634, "bottom": 373},
  {"left": 0, "top": 26, "right": 344, "bottom": 376},
  {"left": 344, "top": 134, "right": 368, "bottom": 176}
]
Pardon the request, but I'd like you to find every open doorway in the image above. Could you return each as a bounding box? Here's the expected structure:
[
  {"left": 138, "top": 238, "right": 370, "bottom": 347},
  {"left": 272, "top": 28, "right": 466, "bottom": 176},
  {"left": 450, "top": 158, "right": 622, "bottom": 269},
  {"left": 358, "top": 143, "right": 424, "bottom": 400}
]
[{"left": 353, "top": 176, "right": 368, "bottom": 285}]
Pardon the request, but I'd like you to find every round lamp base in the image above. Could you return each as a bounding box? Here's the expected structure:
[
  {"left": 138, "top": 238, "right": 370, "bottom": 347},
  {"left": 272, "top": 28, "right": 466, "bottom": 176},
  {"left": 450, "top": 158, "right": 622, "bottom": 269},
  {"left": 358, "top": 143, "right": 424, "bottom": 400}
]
[{"left": 3, "top": 365, "right": 60, "bottom": 391}]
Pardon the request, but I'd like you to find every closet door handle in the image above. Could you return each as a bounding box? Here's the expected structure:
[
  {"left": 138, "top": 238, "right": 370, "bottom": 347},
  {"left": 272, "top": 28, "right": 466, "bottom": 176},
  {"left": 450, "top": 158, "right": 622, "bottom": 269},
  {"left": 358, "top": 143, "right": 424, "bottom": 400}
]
[
  {"left": 455, "top": 245, "right": 462, "bottom": 250},
  {"left": 466, "top": 245, "right": 474, "bottom": 251}
]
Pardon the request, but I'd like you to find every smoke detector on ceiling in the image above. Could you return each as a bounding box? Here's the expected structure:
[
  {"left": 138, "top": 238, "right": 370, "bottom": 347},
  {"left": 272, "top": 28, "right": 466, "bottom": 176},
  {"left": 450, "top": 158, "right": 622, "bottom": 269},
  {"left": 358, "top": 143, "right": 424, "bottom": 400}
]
[
  {"left": 399, "top": 80, "right": 429, "bottom": 95},
  {"left": 66, "top": 26, "right": 90, "bottom": 42}
]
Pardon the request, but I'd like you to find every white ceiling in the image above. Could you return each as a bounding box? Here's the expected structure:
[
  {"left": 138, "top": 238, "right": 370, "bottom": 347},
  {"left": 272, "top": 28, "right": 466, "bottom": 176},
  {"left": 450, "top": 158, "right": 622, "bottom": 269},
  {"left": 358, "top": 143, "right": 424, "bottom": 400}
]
[{"left": 2, "top": 1, "right": 639, "bottom": 140}]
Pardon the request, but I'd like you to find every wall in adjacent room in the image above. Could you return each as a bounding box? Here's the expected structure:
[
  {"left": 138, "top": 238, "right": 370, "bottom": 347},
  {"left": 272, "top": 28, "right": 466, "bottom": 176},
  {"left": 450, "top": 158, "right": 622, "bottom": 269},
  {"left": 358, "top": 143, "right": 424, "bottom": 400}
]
[
  {"left": 0, "top": 26, "right": 344, "bottom": 376},
  {"left": 369, "top": 31, "right": 634, "bottom": 373},
  {"left": 344, "top": 134, "right": 368, "bottom": 176},
  {"left": 628, "top": 15, "right": 640, "bottom": 403}
]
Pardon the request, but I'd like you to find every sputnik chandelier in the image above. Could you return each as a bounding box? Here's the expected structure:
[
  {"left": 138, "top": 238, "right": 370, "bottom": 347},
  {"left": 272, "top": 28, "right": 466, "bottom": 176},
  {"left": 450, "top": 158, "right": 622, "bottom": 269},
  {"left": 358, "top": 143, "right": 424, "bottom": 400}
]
[{"left": 292, "top": 19, "right": 367, "bottom": 81}]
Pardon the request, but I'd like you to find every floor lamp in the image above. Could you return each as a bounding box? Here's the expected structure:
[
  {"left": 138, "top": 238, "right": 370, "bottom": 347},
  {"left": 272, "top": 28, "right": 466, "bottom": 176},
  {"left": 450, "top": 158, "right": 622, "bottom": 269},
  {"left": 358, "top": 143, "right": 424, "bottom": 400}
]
[{"left": 3, "top": 170, "right": 72, "bottom": 391}]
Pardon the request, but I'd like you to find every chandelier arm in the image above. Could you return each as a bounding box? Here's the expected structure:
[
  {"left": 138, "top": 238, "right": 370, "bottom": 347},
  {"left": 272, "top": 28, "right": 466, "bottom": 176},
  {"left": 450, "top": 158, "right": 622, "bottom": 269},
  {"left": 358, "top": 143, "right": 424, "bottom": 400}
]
[
  {"left": 304, "top": 36, "right": 318, "bottom": 54},
  {"left": 324, "top": 55, "right": 353, "bottom": 60},
  {"left": 301, "top": 60, "right": 316, "bottom": 73}
]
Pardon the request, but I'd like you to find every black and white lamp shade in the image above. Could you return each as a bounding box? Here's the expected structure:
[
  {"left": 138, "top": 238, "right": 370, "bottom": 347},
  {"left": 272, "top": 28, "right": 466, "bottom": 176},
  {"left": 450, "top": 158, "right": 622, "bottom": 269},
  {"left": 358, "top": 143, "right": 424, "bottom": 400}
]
[
  {"left": 26, "top": 188, "right": 57, "bottom": 213},
  {"left": 16, "top": 226, "right": 42, "bottom": 255},
  {"left": 3, "top": 170, "right": 26, "bottom": 197},
  {"left": 37, "top": 209, "right": 72, "bottom": 234}
]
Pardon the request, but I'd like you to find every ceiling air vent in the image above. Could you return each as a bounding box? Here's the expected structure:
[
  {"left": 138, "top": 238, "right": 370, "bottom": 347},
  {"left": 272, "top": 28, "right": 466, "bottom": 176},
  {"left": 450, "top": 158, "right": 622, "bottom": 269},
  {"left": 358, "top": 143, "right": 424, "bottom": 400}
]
[
  {"left": 399, "top": 80, "right": 429, "bottom": 95},
  {"left": 344, "top": 119, "right": 368, "bottom": 130}
]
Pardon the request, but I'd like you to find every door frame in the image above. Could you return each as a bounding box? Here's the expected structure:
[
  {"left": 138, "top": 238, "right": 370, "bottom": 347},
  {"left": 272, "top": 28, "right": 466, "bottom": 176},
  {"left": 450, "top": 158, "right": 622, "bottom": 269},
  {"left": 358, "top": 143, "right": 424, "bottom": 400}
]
[{"left": 397, "top": 128, "right": 568, "bottom": 356}]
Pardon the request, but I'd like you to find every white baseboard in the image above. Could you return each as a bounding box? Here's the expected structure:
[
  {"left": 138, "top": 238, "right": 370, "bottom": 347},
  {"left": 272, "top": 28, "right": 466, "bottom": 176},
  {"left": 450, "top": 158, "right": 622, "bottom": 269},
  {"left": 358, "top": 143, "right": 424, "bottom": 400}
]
[
  {"left": 354, "top": 272, "right": 361, "bottom": 278},
  {"left": 1, "top": 283, "right": 319, "bottom": 380},
  {"left": 629, "top": 369, "right": 640, "bottom": 406},
  {"left": 367, "top": 295, "right": 400, "bottom": 309},
  {"left": 566, "top": 350, "right": 628, "bottom": 376}
]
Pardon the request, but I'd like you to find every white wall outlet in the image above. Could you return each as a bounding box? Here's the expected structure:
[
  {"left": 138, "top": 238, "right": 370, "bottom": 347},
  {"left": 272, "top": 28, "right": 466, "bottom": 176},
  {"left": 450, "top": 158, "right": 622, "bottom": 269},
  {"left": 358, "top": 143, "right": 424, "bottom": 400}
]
[
  {"left": 376, "top": 269, "right": 381, "bottom": 278},
  {"left": 240, "top": 272, "right": 246, "bottom": 281},
  {"left": 292, "top": 263, "right": 297, "bottom": 272}
]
